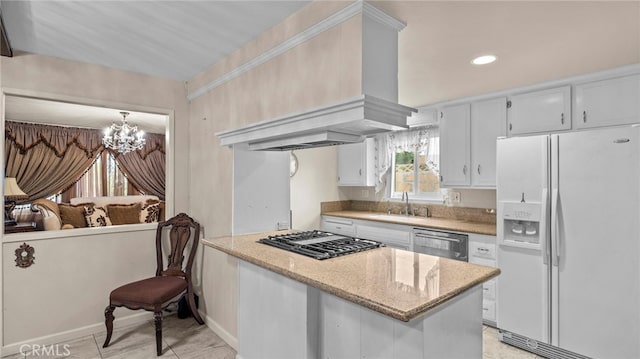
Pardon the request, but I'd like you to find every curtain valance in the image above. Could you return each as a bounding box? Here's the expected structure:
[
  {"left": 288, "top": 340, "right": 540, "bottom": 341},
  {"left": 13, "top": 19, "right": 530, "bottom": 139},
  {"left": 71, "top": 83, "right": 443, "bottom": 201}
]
[{"left": 5, "top": 121, "right": 104, "bottom": 158}]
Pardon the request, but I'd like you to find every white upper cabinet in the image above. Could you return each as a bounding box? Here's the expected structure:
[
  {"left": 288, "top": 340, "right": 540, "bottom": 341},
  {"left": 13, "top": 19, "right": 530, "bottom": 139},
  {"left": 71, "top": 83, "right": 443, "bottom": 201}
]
[
  {"left": 337, "top": 137, "right": 376, "bottom": 186},
  {"left": 507, "top": 86, "right": 571, "bottom": 135},
  {"left": 471, "top": 97, "right": 507, "bottom": 187},
  {"left": 407, "top": 108, "right": 438, "bottom": 127},
  {"left": 439, "top": 104, "right": 471, "bottom": 186},
  {"left": 574, "top": 74, "right": 640, "bottom": 129}
]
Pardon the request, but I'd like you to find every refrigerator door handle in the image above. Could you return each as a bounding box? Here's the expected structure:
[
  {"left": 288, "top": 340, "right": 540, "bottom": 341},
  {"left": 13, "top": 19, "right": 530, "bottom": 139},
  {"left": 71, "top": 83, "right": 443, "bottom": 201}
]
[
  {"left": 541, "top": 188, "right": 549, "bottom": 265},
  {"left": 551, "top": 188, "right": 559, "bottom": 267}
]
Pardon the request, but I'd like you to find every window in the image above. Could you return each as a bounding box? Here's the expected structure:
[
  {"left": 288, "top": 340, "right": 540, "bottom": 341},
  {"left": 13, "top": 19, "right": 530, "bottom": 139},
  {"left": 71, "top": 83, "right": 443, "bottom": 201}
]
[
  {"left": 388, "top": 127, "right": 442, "bottom": 201},
  {"left": 57, "top": 151, "right": 138, "bottom": 202}
]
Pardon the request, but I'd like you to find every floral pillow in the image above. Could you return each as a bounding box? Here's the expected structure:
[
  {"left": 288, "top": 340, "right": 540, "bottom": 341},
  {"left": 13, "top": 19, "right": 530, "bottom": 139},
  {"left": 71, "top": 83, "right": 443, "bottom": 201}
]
[
  {"left": 84, "top": 205, "right": 112, "bottom": 227},
  {"left": 140, "top": 202, "right": 161, "bottom": 223}
]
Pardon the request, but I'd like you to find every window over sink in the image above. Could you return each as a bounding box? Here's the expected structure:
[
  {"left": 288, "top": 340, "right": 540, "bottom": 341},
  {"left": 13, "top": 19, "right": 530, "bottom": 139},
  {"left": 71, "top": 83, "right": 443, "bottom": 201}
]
[{"left": 386, "top": 126, "right": 443, "bottom": 202}]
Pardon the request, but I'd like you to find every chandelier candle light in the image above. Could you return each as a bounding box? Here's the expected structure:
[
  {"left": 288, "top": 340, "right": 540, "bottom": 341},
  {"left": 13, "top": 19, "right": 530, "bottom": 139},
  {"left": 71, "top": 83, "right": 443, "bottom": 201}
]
[{"left": 103, "top": 111, "right": 146, "bottom": 154}]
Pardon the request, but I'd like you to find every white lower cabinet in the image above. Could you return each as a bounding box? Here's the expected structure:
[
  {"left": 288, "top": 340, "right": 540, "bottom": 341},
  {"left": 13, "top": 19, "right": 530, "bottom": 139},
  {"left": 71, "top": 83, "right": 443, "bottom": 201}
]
[
  {"left": 320, "top": 216, "right": 356, "bottom": 236},
  {"left": 321, "top": 216, "right": 499, "bottom": 325},
  {"left": 468, "top": 233, "right": 498, "bottom": 326},
  {"left": 356, "top": 222, "right": 412, "bottom": 250},
  {"left": 321, "top": 215, "right": 412, "bottom": 250}
]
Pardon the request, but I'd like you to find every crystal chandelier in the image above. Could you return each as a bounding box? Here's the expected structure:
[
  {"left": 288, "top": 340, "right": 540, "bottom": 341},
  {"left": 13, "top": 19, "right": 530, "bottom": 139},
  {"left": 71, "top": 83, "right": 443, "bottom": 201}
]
[{"left": 103, "top": 111, "right": 146, "bottom": 154}]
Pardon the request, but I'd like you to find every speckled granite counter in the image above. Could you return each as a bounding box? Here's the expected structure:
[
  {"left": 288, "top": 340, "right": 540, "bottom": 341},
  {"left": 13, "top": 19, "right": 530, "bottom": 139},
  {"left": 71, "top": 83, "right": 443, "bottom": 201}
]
[
  {"left": 202, "top": 231, "right": 500, "bottom": 322},
  {"left": 323, "top": 210, "right": 497, "bottom": 236}
]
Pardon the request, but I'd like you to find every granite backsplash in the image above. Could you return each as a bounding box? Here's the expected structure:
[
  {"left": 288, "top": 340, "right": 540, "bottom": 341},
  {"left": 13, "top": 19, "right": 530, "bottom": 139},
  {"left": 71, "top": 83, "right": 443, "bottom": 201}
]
[{"left": 321, "top": 200, "right": 496, "bottom": 224}]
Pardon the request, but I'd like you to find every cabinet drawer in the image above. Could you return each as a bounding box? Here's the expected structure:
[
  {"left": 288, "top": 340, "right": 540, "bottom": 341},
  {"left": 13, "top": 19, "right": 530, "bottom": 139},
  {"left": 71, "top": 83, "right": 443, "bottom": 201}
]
[
  {"left": 482, "top": 299, "right": 496, "bottom": 322},
  {"left": 321, "top": 217, "right": 356, "bottom": 236},
  {"left": 469, "top": 241, "right": 496, "bottom": 260},
  {"left": 482, "top": 279, "right": 496, "bottom": 300},
  {"left": 468, "top": 257, "right": 496, "bottom": 268}
]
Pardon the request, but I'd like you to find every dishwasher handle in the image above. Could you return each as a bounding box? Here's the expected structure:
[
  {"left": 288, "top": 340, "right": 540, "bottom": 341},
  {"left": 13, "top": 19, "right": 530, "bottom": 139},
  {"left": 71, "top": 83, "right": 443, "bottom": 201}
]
[
  {"left": 413, "top": 229, "right": 467, "bottom": 241},
  {"left": 414, "top": 233, "right": 462, "bottom": 243}
]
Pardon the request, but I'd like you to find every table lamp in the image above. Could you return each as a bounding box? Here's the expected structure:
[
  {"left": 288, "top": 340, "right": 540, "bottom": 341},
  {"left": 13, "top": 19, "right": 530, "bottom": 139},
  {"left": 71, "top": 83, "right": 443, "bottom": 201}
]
[{"left": 4, "top": 177, "right": 28, "bottom": 227}]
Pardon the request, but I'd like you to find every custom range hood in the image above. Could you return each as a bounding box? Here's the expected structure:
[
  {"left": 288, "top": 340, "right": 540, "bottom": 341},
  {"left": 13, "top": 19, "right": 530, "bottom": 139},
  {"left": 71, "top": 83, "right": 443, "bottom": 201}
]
[
  {"left": 215, "top": 2, "right": 416, "bottom": 151},
  {"left": 218, "top": 95, "right": 415, "bottom": 151}
]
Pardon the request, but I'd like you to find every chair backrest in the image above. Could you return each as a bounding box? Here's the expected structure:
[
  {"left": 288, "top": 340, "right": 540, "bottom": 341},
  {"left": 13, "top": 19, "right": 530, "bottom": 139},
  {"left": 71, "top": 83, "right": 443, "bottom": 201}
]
[{"left": 154, "top": 213, "right": 200, "bottom": 279}]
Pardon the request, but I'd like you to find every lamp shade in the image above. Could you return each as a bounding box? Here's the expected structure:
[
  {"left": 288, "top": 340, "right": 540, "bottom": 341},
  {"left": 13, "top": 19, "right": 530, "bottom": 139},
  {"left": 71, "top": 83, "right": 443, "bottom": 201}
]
[{"left": 4, "top": 178, "right": 28, "bottom": 200}]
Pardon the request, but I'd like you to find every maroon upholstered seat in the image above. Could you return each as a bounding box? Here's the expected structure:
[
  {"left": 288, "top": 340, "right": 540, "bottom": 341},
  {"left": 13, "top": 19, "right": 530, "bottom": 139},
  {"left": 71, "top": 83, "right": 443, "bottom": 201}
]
[{"left": 102, "top": 213, "right": 204, "bottom": 356}]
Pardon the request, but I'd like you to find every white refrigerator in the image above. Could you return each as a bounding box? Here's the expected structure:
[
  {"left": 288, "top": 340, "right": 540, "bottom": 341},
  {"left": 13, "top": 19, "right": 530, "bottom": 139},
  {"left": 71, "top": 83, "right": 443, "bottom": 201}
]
[{"left": 496, "top": 125, "right": 640, "bottom": 359}]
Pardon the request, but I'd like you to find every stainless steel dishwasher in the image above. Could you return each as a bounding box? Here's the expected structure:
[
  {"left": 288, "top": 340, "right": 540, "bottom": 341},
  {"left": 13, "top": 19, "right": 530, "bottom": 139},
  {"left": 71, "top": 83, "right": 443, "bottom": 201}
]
[{"left": 412, "top": 228, "right": 468, "bottom": 262}]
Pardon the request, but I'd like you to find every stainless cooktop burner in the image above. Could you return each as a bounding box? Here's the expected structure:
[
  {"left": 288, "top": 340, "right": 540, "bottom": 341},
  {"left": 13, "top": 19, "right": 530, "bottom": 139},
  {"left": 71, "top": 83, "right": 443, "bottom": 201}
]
[{"left": 257, "top": 230, "right": 384, "bottom": 260}]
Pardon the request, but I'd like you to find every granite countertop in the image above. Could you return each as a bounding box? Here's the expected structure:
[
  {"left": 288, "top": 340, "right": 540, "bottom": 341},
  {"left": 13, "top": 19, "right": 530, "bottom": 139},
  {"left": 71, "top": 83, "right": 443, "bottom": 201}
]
[
  {"left": 202, "top": 231, "right": 500, "bottom": 322},
  {"left": 323, "top": 210, "right": 497, "bottom": 236}
]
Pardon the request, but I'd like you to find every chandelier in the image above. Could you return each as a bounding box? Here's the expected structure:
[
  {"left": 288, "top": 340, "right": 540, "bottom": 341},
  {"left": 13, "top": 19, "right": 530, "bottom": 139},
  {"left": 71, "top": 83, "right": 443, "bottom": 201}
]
[{"left": 103, "top": 111, "right": 146, "bottom": 154}]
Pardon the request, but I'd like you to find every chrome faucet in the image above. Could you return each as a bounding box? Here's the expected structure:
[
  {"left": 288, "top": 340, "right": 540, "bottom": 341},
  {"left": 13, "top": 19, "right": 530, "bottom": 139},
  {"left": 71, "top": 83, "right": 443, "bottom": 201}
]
[{"left": 402, "top": 191, "right": 411, "bottom": 216}]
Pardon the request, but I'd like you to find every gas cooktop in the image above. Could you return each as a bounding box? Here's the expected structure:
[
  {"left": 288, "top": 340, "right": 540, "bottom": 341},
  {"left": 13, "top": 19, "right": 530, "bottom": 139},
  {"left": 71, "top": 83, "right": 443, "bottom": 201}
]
[{"left": 257, "top": 230, "right": 384, "bottom": 260}]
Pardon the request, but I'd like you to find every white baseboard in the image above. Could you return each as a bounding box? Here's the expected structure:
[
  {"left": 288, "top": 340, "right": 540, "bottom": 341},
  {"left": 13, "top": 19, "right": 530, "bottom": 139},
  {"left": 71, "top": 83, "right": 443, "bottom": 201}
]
[
  {"left": 1, "top": 310, "right": 238, "bottom": 356},
  {"left": 203, "top": 311, "right": 238, "bottom": 350},
  {"left": 1, "top": 312, "right": 152, "bottom": 356}
]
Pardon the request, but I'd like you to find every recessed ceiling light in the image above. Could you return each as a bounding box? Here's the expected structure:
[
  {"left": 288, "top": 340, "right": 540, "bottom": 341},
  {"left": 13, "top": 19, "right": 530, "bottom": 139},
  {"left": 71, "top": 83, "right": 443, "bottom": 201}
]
[{"left": 471, "top": 54, "right": 497, "bottom": 65}]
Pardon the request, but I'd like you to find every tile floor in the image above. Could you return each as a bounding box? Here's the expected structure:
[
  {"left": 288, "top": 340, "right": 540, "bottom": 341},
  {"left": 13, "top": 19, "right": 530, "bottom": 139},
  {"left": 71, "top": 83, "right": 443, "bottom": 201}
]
[{"left": 4, "top": 315, "right": 540, "bottom": 358}]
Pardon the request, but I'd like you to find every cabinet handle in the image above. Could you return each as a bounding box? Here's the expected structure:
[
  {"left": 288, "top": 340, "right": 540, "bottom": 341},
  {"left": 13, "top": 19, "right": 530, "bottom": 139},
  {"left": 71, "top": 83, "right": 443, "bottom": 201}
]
[
  {"left": 560, "top": 113, "right": 564, "bottom": 125},
  {"left": 583, "top": 111, "right": 587, "bottom": 123},
  {"left": 440, "top": 175, "right": 443, "bottom": 182},
  {"left": 463, "top": 165, "right": 467, "bottom": 175},
  {"left": 359, "top": 169, "right": 362, "bottom": 176},
  {"left": 337, "top": 176, "right": 340, "bottom": 182},
  {"left": 477, "top": 165, "right": 481, "bottom": 175},
  {"left": 440, "top": 111, "right": 444, "bottom": 119},
  {"left": 509, "top": 123, "right": 513, "bottom": 131}
]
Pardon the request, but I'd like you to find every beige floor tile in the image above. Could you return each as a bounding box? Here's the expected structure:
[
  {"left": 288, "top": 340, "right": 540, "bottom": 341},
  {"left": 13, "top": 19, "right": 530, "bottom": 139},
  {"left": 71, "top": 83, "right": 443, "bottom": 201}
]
[
  {"left": 95, "top": 320, "right": 167, "bottom": 358},
  {"left": 2, "top": 352, "right": 25, "bottom": 359},
  {"left": 54, "top": 336, "right": 101, "bottom": 359},
  {"left": 164, "top": 316, "right": 230, "bottom": 358}
]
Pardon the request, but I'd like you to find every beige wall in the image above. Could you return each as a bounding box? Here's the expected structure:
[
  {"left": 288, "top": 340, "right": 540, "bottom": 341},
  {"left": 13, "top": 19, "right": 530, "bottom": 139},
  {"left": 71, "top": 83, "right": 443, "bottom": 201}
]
[
  {"left": 187, "top": 3, "right": 366, "bottom": 342},
  {"left": 290, "top": 147, "right": 347, "bottom": 231},
  {"left": 2, "top": 229, "right": 157, "bottom": 353},
  {"left": 1, "top": 52, "right": 190, "bottom": 212},
  {"left": 0, "top": 53, "right": 190, "bottom": 352}
]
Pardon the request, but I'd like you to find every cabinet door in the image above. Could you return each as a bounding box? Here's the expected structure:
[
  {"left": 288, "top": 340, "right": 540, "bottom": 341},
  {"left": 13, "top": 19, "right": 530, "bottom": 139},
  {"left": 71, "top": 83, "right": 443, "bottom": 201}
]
[
  {"left": 439, "top": 104, "right": 471, "bottom": 186},
  {"left": 471, "top": 97, "right": 507, "bottom": 187},
  {"left": 508, "top": 86, "right": 571, "bottom": 135},
  {"left": 356, "top": 222, "right": 411, "bottom": 250},
  {"left": 337, "top": 138, "right": 375, "bottom": 186},
  {"left": 574, "top": 74, "right": 640, "bottom": 129},
  {"left": 468, "top": 233, "right": 498, "bottom": 324}
]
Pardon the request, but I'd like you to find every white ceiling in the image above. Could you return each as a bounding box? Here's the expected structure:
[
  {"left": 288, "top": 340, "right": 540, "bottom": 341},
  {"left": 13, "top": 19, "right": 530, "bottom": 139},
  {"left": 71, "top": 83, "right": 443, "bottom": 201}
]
[
  {"left": 1, "top": 0, "right": 310, "bottom": 81},
  {"left": 1, "top": 1, "right": 638, "bottom": 127},
  {"left": 1, "top": 0, "right": 310, "bottom": 130}
]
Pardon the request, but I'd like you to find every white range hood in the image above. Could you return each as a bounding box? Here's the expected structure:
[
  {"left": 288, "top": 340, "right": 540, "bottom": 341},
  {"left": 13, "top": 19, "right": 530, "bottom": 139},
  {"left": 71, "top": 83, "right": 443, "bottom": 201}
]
[
  {"left": 217, "top": 95, "right": 415, "bottom": 151},
  {"left": 215, "top": 2, "right": 416, "bottom": 151}
]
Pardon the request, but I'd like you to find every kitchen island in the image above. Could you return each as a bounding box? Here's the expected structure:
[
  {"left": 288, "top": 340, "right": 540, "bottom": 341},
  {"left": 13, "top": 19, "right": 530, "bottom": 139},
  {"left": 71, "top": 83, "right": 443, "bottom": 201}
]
[{"left": 202, "top": 231, "right": 500, "bottom": 359}]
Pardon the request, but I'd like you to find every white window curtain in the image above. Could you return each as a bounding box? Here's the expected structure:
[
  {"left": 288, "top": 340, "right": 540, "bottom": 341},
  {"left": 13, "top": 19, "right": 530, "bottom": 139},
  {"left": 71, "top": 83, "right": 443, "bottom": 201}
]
[{"left": 375, "top": 126, "right": 437, "bottom": 193}]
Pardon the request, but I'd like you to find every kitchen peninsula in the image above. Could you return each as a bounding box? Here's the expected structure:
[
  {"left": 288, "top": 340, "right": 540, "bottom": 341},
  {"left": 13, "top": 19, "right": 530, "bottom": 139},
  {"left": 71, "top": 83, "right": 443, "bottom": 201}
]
[{"left": 203, "top": 231, "right": 500, "bottom": 359}]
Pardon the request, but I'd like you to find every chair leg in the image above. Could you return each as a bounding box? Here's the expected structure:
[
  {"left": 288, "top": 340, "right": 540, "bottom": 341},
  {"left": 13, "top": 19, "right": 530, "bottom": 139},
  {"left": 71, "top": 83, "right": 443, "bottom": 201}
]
[
  {"left": 187, "top": 291, "right": 204, "bottom": 325},
  {"left": 154, "top": 311, "right": 163, "bottom": 356},
  {"left": 103, "top": 305, "right": 115, "bottom": 348}
]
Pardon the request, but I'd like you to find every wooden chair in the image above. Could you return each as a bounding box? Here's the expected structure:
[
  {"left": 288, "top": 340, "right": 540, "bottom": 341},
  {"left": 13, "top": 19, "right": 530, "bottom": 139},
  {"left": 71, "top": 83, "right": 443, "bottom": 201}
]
[{"left": 102, "top": 213, "right": 204, "bottom": 356}]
